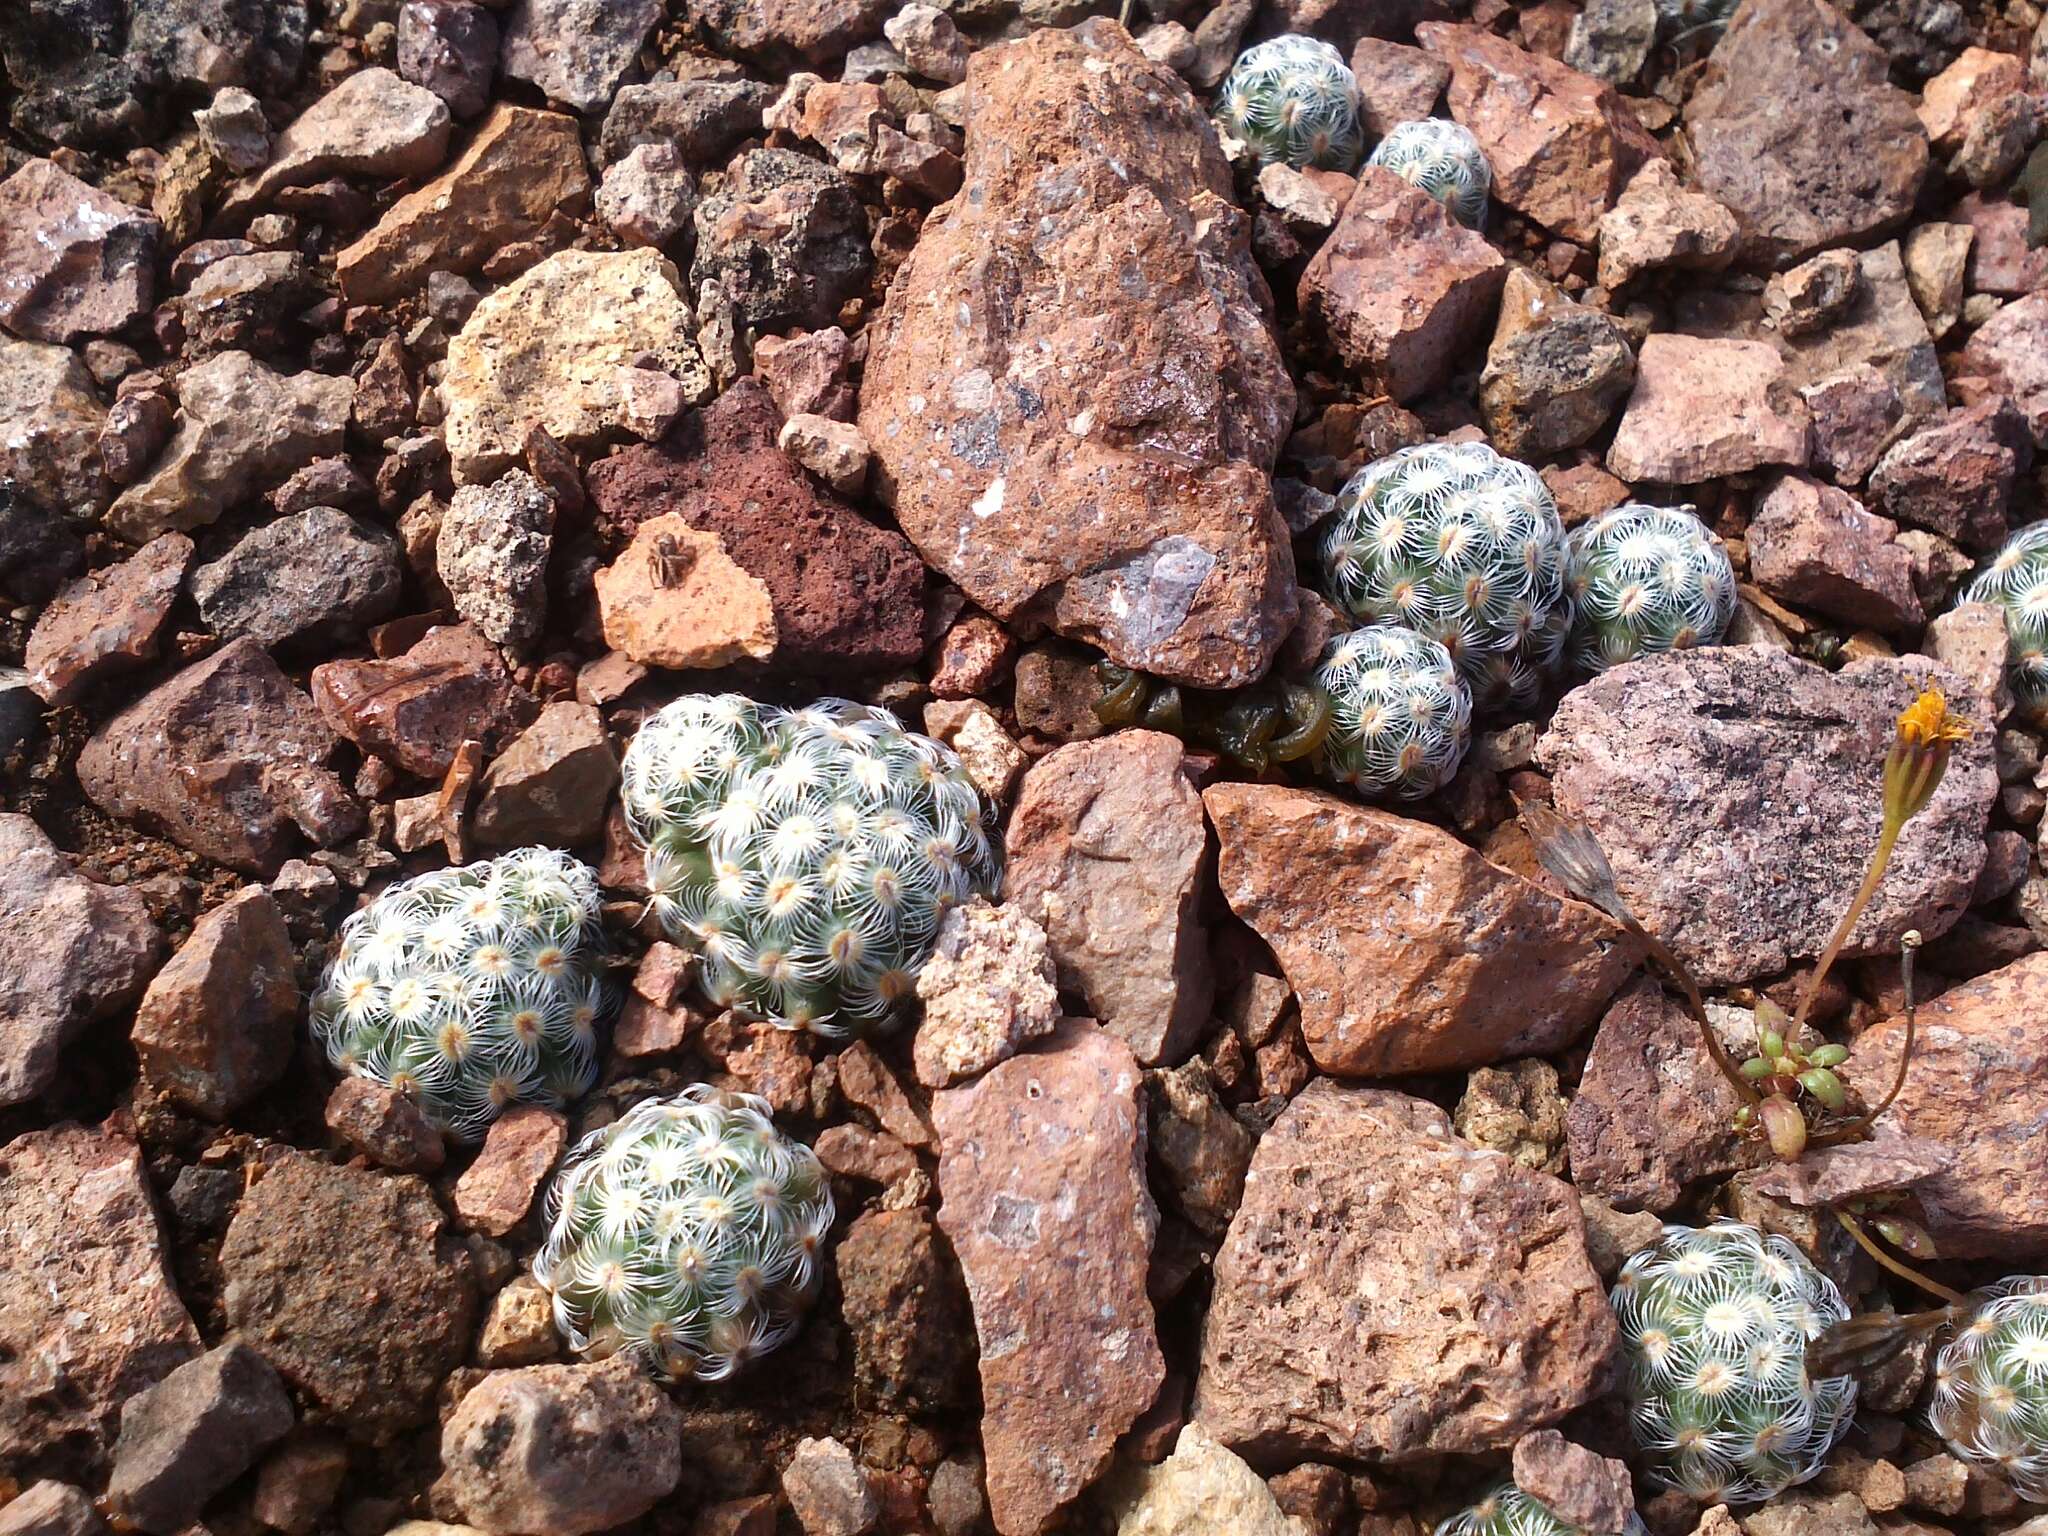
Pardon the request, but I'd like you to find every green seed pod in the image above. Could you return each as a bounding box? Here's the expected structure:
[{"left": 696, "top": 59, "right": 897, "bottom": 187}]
[
  {"left": 1797, "top": 1068, "right": 1846, "bottom": 1112},
  {"left": 1930, "top": 1276, "right": 2048, "bottom": 1502},
  {"left": 1213, "top": 35, "right": 1365, "bottom": 171},
  {"left": 1807, "top": 1044, "right": 1849, "bottom": 1069},
  {"left": 1366, "top": 118, "right": 1493, "bottom": 229}
]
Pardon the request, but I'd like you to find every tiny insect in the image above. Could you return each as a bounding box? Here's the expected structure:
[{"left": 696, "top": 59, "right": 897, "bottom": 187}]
[{"left": 650, "top": 533, "right": 696, "bottom": 589}]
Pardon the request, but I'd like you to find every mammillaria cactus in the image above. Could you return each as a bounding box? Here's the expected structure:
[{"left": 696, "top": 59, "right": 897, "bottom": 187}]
[
  {"left": 1313, "top": 626, "right": 1472, "bottom": 798},
  {"left": 1213, "top": 35, "right": 1365, "bottom": 171},
  {"left": 1958, "top": 521, "right": 2048, "bottom": 716},
  {"left": 1436, "top": 1482, "right": 1650, "bottom": 1536},
  {"left": 309, "top": 847, "right": 614, "bottom": 1141},
  {"left": 1366, "top": 118, "right": 1493, "bottom": 229},
  {"left": 1317, "top": 441, "right": 1571, "bottom": 712},
  {"left": 1612, "top": 1221, "right": 1857, "bottom": 1503},
  {"left": 532, "top": 1087, "right": 834, "bottom": 1381},
  {"left": 1929, "top": 1276, "right": 2048, "bottom": 1501},
  {"left": 620, "top": 693, "right": 1001, "bottom": 1036},
  {"left": 1566, "top": 503, "right": 1738, "bottom": 674}
]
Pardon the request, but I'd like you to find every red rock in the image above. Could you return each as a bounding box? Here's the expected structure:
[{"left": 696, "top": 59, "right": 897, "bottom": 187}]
[
  {"left": 0, "top": 159, "right": 159, "bottom": 343},
  {"left": 1955, "top": 290, "right": 2048, "bottom": 447},
  {"left": 1417, "top": 23, "right": 1660, "bottom": 242},
  {"left": 0, "top": 814, "right": 162, "bottom": 1108},
  {"left": 1298, "top": 165, "right": 1507, "bottom": 404},
  {"left": 1606, "top": 334, "right": 1810, "bottom": 483},
  {"left": 1747, "top": 474, "right": 1924, "bottom": 635},
  {"left": 612, "top": 995, "right": 700, "bottom": 1059},
  {"left": 1683, "top": 0, "right": 1928, "bottom": 266},
  {"left": 131, "top": 886, "right": 297, "bottom": 1119},
  {"left": 1537, "top": 649, "right": 1997, "bottom": 986},
  {"left": 472, "top": 701, "right": 617, "bottom": 849},
  {"left": 837, "top": 1039, "right": 933, "bottom": 1150},
  {"left": 684, "top": 0, "right": 892, "bottom": 67},
  {"left": 929, "top": 613, "right": 1016, "bottom": 699},
  {"left": 860, "top": 21, "right": 1297, "bottom": 689},
  {"left": 1847, "top": 952, "right": 2048, "bottom": 1260},
  {"left": 1204, "top": 783, "right": 1640, "bottom": 1077},
  {"left": 934, "top": 1023, "right": 1163, "bottom": 1536},
  {"left": 337, "top": 105, "right": 590, "bottom": 305},
  {"left": 1868, "top": 397, "right": 2031, "bottom": 552},
  {"left": 814, "top": 1124, "right": 920, "bottom": 1186},
  {"left": 588, "top": 380, "right": 927, "bottom": 673},
  {"left": 835, "top": 1207, "right": 973, "bottom": 1413},
  {"left": 1595, "top": 160, "right": 1739, "bottom": 290},
  {"left": 452, "top": 1105, "right": 567, "bottom": 1237},
  {"left": 78, "top": 637, "right": 361, "bottom": 874},
  {"left": 1193, "top": 1082, "right": 1619, "bottom": 1463},
  {"left": 751, "top": 327, "right": 854, "bottom": 422},
  {"left": 1919, "top": 46, "right": 2028, "bottom": 148},
  {"left": 1511, "top": 1431, "right": 1636, "bottom": 1536},
  {"left": 1955, "top": 193, "right": 2048, "bottom": 297},
  {"left": 324, "top": 1076, "right": 446, "bottom": 1173},
  {"left": 1349, "top": 37, "right": 1449, "bottom": 138},
  {"left": 310, "top": 623, "right": 534, "bottom": 780},
  {"left": 25, "top": 532, "right": 190, "bottom": 706},
  {"left": 1003, "top": 732, "right": 1213, "bottom": 1067}
]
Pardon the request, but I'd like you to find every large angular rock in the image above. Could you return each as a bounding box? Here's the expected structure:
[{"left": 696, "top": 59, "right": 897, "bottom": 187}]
[
  {"left": 0, "top": 337, "right": 109, "bottom": 517},
  {"left": 106, "top": 1343, "right": 293, "bottom": 1535},
  {"left": 337, "top": 104, "right": 590, "bottom": 304},
  {"left": 934, "top": 1022, "right": 1163, "bottom": 1536},
  {"left": 189, "top": 507, "right": 405, "bottom": 649},
  {"left": 221, "top": 1155, "right": 475, "bottom": 1442},
  {"left": 691, "top": 149, "right": 871, "bottom": 335},
  {"left": 1204, "top": 783, "right": 1640, "bottom": 1077},
  {"left": 684, "top": 0, "right": 892, "bottom": 68},
  {"left": 1746, "top": 474, "right": 1923, "bottom": 635},
  {"left": 1479, "top": 267, "right": 1635, "bottom": 460},
  {"left": 1596, "top": 160, "right": 1741, "bottom": 291},
  {"left": 1868, "top": 396, "right": 2031, "bottom": 552},
  {"left": 0, "top": 159, "right": 159, "bottom": 343},
  {"left": 228, "top": 68, "right": 451, "bottom": 213},
  {"left": 1683, "top": 0, "right": 1929, "bottom": 266},
  {"left": 1537, "top": 648, "right": 1996, "bottom": 986},
  {"left": 0, "top": 814, "right": 161, "bottom": 1107},
  {"left": 498, "top": 0, "right": 661, "bottom": 112},
  {"left": 1108, "top": 1423, "right": 1308, "bottom": 1536},
  {"left": 592, "top": 516, "right": 778, "bottom": 671},
  {"left": 1298, "top": 165, "right": 1508, "bottom": 404},
  {"left": 78, "top": 638, "right": 359, "bottom": 874},
  {"left": 1416, "top": 23, "right": 1660, "bottom": 243},
  {"left": 473, "top": 702, "right": 617, "bottom": 849},
  {"left": 106, "top": 351, "right": 352, "bottom": 541},
  {"left": 441, "top": 248, "right": 710, "bottom": 483},
  {"left": 1606, "top": 334, "right": 1810, "bottom": 483},
  {"left": 1194, "top": 1082, "right": 1619, "bottom": 1462},
  {"left": 861, "top": 20, "right": 1297, "bottom": 689},
  {"left": 586, "top": 379, "right": 927, "bottom": 672},
  {"left": 0, "top": 1124, "right": 200, "bottom": 1470},
  {"left": 1002, "top": 732, "right": 1211, "bottom": 1067},
  {"left": 311, "top": 623, "right": 533, "bottom": 780},
  {"left": 1847, "top": 952, "right": 2048, "bottom": 1260},
  {"left": 836, "top": 1207, "right": 975, "bottom": 1413},
  {"left": 26, "top": 533, "right": 189, "bottom": 706},
  {"left": 1955, "top": 290, "right": 2048, "bottom": 447},
  {"left": 600, "top": 79, "right": 773, "bottom": 165}
]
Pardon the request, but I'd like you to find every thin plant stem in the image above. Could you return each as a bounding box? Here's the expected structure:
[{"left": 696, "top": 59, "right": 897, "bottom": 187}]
[
  {"left": 1796, "top": 816, "right": 1903, "bottom": 1030},
  {"left": 1810, "top": 931, "right": 1921, "bottom": 1149},
  {"left": 1834, "top": 1208, "right": 1966, "bottom": 1308}
]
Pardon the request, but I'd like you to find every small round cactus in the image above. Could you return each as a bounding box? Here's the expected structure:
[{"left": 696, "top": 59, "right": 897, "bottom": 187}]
[
  {"left": 1929, "top": 1276, "right": 2048, "bottom": 1502},
  {"left": 1313, "top": 626, "right": 1473, "bottom": 798},
  {"left": 1958, "top": 521, "right": 2048, "bottom": 716},
  {"left": 309, "top": 847, "right": 614, "bottom": 1141},
  {"left": 1613, "top": 1221, "right": 1857, "bottom": 1504},
  {"left": 1367, "top": 118, "right": 1493, "bottom": 229},
  {"left": 1566, "top": 503, "right": 1738, "bottom": 674},
  {"left": 533, "top": 1087, "right": 834, "bottom": 1381},
  {"left": 1213, "top": 35, "right": 1365, "bottom": 171},
  {"left": 620, "top": 694, "right": 1001, "bottom": 1036},
  {"left": 1318, "top": 441, "right": 1571, "bottom": 713},
  {"left": 1436, "top": 1482, "right": 1650, "bottom": 1536}
]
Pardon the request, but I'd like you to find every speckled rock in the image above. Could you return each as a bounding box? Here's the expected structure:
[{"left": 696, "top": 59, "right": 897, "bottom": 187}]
[
  {"left": 496, "top": 0, "right": 660, "bottom": 112},
  {"left": 0, "top": 158, "right": 159, "bottom": 343},
  {"left": 1108, "top": 1423, "right": 1308, "bottom": 1536},
  {"left": 1479, "top": 266, "right": 1636, "bottom": 460},
  {"left": 26, "top": 532, "right": 189, "bottom": 706},
  {"left": 1746, "top": 474, "right": 1923, "bottom": 635},
  {"left": 190, "top": 507, "right": 404, "bottom": 649},
  {"left": 691, "top": 148, "right": 871, "bottom": 334},
  {"left": 911, "top": 899, "right": 1061, "bottom": 1089},
  {"left": 0, "top": 337, "right": 109, "bottom": 518},
  {"left": 437, "top": 469, "right": 554, "bottom": 649}
]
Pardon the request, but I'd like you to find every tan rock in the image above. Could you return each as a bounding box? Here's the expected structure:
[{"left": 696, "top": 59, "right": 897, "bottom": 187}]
[
  {"left": 593, "top": 516, "right": 777, "bottom": 670},
  {"left": 1606, "top": 334, "right": 1810, "bottom": 483},
  {"left": 475, "top": 1277, "right": 559, "bottom": 1368},
  {"left": 1109, "top": 1423, "right": 1309, "bottom": 1536},
  {"left": 1919, "top": 46, "right": 2028, "bottom": 149},
  {"left": 922, "top": 699, "right": 1027, "bottom": 803},
  {"left": 337, "top": 105, "right": 591, "bottom": 305},
  {"left": 1203, "top": 783, "right": 1640, "bottom": 1077},
  {"left": 1193, "top": 1081, "right": 1619, "bottom": 1463},
  {"left": 0, "top": 336, "right": 109, "bottom": 517},
  {"left": 776, "top": 412, "right": 868, "bottom": 497},
  {"left": 1596, "top": 159, "right": 1740, "bottom": 290},
  {"left": 441, "top": 248, "right": 711, "bottom": 484},
  {"left": 1901, "top": 223, "right": 1972, "bottom": 339},
  {"left": 227, "top": 68, "right": 452, "bottom": 216},
  {"left": 912, "top": 900, "right": 1061, "bottom": 1088}
]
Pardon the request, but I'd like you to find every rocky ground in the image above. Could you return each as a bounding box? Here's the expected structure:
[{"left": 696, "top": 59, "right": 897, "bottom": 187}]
[{"left": 3, "top": 0, "right": 2048, "bottom": 1534}]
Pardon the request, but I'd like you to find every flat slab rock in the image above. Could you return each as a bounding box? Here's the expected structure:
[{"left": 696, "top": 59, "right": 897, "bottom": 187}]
[
  {"left": 859, "top": 19, "right": 1297, "bottom": 689},
  {"left": 1194, "top": 1082, "right": 1619, "bottom": 1464},
  {"left": 1537, "top": 647, "right": 1995, "bottom": 986},
  {"left": 934, "top": 1020, "right": 1163, "bottom": 1536},
  {"left": 1204, "top": 783, "right": 1640, "bottom": 1076}
]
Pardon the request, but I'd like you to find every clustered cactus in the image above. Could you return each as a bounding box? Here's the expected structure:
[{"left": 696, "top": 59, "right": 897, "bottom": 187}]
[
  {"left": 1613, "top": 1222, "right": 1857, "bottom": 1504},
  {"left": 1313, "top": 626, "right": 1472, "bottom": 798},
  {"left": 1566, "top": 503, "right": 1738, "bottom": 674},
  {"left": 309, "top": 847, "right": 614, "bottom": 1141},
  {"left": 1213, "top": 35, "right": 1364, "bottom": 171},
  {"left": 1958, "top": 520, "right": 2048, "bottom": 716},
  {"left": 620, "top": 694, "right": 1001, "bottom": 1036},
  {"left": 533, "top": 1087, "right": 833, "bottom": 1381},
  {"left": 1319, "top": 441, "right": 1571, "bottom": 712},
  {"left": 1436, "top": 1482, "right": 1649, "bottom": 1536},
  {"left": 1367, "top": 118, "right": 1494, "bottom": 229},
  {"left": 1929, "top": 1276, "right": 2048, "bottom": 1501}
]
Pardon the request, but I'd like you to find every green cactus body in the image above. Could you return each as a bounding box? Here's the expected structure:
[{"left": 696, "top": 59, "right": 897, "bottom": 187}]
[
  {"left": 1435, "top": 1482, "right": 1650, "bottom": 1536},
  {"left": 1313, "top": 626, "right": 1473, "bottom": 798},
  {"left": 1366, "top": 118, "right": 1493, "bottom": 229},
  {"left": 1959, "top": 521, "right": 2048, "bottom": 714},
  {"left": 1613, "top": 1221, "right": 1857, "bottom": 1504},
  {"left": 1566, "top": 502, "right": 1737, "bottom": 674},
  {"left": 1930, "top": 1276, "right": 2048, "bottom": 1502},
  {"left": 309, "top": 847, "right": 614, "bottom": 1142},
  {"left": 533, "top": 1086, "right": 834, "bottom": 1381},
  {"left": 1214, "top": 35, "right": 1364, "bottom": 171},
  {"left": 620, "top": 694, "right": 1001, "bottom": 1036},
  {"left": 1318, "top": 441, "right": 1570, "bottom": 713}
]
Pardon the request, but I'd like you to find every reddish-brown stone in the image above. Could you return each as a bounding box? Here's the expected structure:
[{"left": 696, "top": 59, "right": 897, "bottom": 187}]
[
  {"left": 452, "top": 1105, "right": 568, "bottom": 1237},
  {"left": 26, "top": 532, "right": 190, "bottom": 707},
  {"left": 310, "top": 623, "right": 534, "bottom": 780}
]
